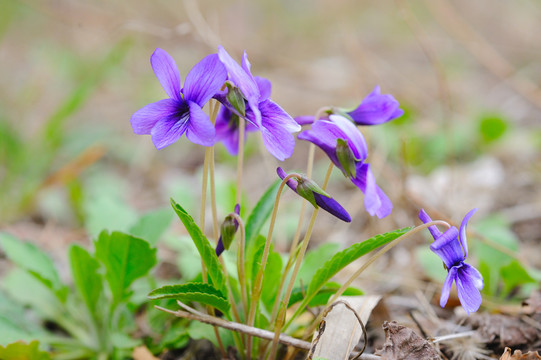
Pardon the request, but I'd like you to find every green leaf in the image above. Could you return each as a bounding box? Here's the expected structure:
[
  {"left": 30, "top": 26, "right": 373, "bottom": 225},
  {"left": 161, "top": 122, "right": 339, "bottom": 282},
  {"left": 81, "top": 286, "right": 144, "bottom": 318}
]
[
  {"left": 307, "top": 227, "right": 412, "bottom": 297},
  {"left": 261, "top": 251, "right": 283, "bottom": 312},
  {"left": 288, "top": 282, "right": 363, "bottom": 308},
  {"left": 0, "top": 233, "right": 67, "bottom": 302},
  {"left": 129, "top": 208, "right": 173, "bottom": 246},
  {"left": 0, "top": 341, "right": 51, "bottom": 360},
  {"left": 472, "top": 215, "right": 519, "bottom": 296},
  {"left": 245, "top": 180, "right": 280, "bottom": 247},
  {"left": 94, "top": 231, "right": 157, "bottom": 305},
  {"left": 297, "top": 243, "right": 341, "bottom": 287},
  {"left": 2, "top": 270, "right": 62, "bottom": 320},
  {"left": 170, "top": 200, "right": 227, "bottom": 297},
  {"left": 478, "top": 113, "right": 509, "bottom": 144},
  {"left": 500, "top": 260, "right": 536, "bottom": 296},
  {"left": 149, "top": 283, "right": 230, "bottom": 314},
  {"left": 69, "top": 245, "right": 103, "bottom": 317}
]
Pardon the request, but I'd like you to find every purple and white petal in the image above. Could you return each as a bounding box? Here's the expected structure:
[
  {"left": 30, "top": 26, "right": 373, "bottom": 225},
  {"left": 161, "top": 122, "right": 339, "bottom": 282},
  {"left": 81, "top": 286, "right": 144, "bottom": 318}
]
[
  {"left": 131, "top": 99, "right": 180, "bottom": 135},
  {"left": 150, "top": 48, "right": 182, "bottom": 102},
  {"left": 297, "top": 120, "right": 344, "bottom": 167},
  {"left": 217, "top": 46, "right": 260, "bottom": 108},
  {"left": 185, "top": 101, "right": 215, "bottom": 147},
  {"left": 418, "top": 209, "right": 443, "bottom": 241},
  {"left": 183, "top": 54, "right": 227, "bottom": 107},
  {"left": 456, "top": 264, "right": 483, "bottom": 314},
  {"left": 440, "top": 266, "right": 457, "bottom": 308},
  {"left": 255, "top": 76, "right": 272, "bottom": 101},
  {"left": 346, "top": 86, "right": 402, "bottom": 125},
  {"left": 429, "top": 227, "right": 462, "bottom": 269},
  {"left": 351, "top": 163, "right": 392, "bottom": 218},
  {"left": 259, "top": 99, "right": 301, "bottom": 133},
  {"left": 459, "top": 208, "right": 478, "bottom": 259},
  {"left": 328, "top": 115, "right": 368, "bottom": 160},
  {"left": 260, "top": 126, "right": 295, "bottom": 161},
  {"left": 150, "top": 113, "right": 189, "bottom": 150}
]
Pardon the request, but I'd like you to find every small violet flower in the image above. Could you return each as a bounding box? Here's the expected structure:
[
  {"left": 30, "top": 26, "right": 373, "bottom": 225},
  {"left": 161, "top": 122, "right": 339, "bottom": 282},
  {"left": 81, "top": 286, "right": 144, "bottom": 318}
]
[
  {"left": 215, "top": 204, "right": 241, "bottom": 257},
  {"left": 277, "top": 167, "right": 351, "bottom": 222},
  {"left": 297, "top": 115, "right": 392, "bottom": 218},
  {"left": 131, "top": 48, "right": 227, "bottom": 149},
  {"left": 419, "top": 208, "right": 484, "bottom": 314},
  {"left": 214, "top": 46, "right": 301, "bottom": 161},
  {"left": 295, "top": 86, "right": 403, "bottom": 126}
]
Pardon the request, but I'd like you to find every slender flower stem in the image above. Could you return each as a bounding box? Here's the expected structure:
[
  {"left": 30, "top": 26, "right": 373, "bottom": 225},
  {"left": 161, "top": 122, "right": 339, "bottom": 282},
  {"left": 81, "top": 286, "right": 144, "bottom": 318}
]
[
  {"left": 236, "top": 114, "right": 246, "bottom": 206},
  {"left": 199, "top": 102, "right": 227, "bottom": 358},
  {"left": 231, "top": 213, "right": 248, "bottom": 321},
  {"left": 246, "top": 173, "right": 303, "bottom": 358},
  {"left": 299, "top": 220, "right": 452, "bottom": 337},
  {"left": 269, "top": 143, "right": 316, "bottom": 327},
  {"left": 209, "top": 100, "right": 220, "bottom": 241},
  {"left": 268, "top": 162, "right": 334, "bottom": 359}
]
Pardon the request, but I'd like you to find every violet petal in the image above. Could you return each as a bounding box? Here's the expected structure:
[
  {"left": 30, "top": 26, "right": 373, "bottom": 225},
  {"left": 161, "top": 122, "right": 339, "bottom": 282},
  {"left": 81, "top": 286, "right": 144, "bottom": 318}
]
[
  {"left": 255, "top": 76, "right": 272, "bottom": 101},
  {"left": 456, "top": 263, "right": 483, "bottom": 314},
  {"left": 185, "top": 101, "right": 215, "bottom": 146},
  {"left": 183, "top": 54, "right": 227, "bottom": 106},
  {"left": 429, "top": 227, "right": 462, "bottom": 269},
  {"left": 418, "top": 209, "right": 443, "bottom": 241},
  {"left": 150, "top": 113, "right": 189, "bottom": 150},
  {"left": 150, "top": 48, "right": 182, "bottom": 102},
  {"left": 459, "top": 208, "right": 478, "bottom": 259},
  {"left": 440, "top": 266, "right": 457, "bottom": 308},
  {"left": 131, "top": 98, "right": 179, "bottom": 135}
]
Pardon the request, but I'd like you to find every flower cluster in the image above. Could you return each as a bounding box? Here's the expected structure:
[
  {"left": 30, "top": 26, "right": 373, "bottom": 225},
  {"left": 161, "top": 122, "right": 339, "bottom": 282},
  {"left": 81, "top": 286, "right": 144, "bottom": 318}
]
[{"left": 131, "top": 46, "right": 401, "bottom": 219}]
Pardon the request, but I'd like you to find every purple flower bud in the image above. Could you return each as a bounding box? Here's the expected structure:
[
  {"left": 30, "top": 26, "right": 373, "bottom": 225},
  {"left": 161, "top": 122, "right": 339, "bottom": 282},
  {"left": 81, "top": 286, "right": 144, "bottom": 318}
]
[
  {"left": 277, "top": 167, "right": 351, "bottom": 222},
  {"left": 216, "top": 204, "right": 241, "bottom": 257},
  {"left": 419, "top": 209, "right": 484, "bottom": 314}
]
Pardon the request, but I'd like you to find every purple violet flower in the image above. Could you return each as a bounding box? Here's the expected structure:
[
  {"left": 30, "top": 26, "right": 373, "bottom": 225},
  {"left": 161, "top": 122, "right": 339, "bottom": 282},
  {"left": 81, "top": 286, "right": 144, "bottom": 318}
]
[
  {"left": 294, "top": 86, "right": 403, "bottom": 126},
  {"left": 345, "top": 86, "right": 404, "bottom": 125},
  {"left": 419, "top": 208, "right": 484, "bottom": 314},
  {"left": 131, "top": 48, "right": 227, "bottom": 149},
  {"left": 277, "top": 167, "right": 351, "bottom": 222},
  {"left": 214, "top": 46, "right": 301, "bottom": 161},
  {"left": 297, "top": 115, "right": 392, "bottom": 218},
  {"left": 216, "top": 204, "right": 241, "bottom": 257}
]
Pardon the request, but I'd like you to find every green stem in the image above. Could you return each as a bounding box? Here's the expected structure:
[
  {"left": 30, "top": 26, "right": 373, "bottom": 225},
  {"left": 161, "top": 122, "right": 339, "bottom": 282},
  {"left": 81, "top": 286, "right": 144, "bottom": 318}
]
[
  {"left": 236, "top": 112, "right": 245, "bottom": 206},
  {"left": 268, "top": 162, "right": 333, "bottom": 359},
  {"left": 268, "top": 143, "right": 316, "bottom": 328},
  {"left": 246, "top": 173, "right": 303, "bottom": 358}
]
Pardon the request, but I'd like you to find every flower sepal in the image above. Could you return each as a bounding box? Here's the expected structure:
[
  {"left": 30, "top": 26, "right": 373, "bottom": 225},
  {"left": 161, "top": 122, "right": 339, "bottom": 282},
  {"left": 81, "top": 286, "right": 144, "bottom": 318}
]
[
  {"left": 225, "top": 81, "right": 246, "bottom": 117},
  {"left": 336, "top": 138, "right": 357, "bottom": 178}
]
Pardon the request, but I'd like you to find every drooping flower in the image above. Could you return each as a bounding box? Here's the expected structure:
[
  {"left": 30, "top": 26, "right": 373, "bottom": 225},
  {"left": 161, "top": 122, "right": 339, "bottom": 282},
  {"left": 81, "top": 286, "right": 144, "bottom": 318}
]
[
  {"left": 419, "top": 208, "right": 484, "bottom": 314},
  {"left": 294, "top": 86, "right": 403, "bottom": 126},
  {"left": 214, "top": 46, "right": 301, "bottom": 161},
  {"left": 345, "top": 86, "right": 404, "bottom": 125},
  {"left": 277, "top": 167, "right": 351, "bottom": 222},
  {"left": 216, "top": 204, "right": 241, "bottom": 257},
  {"left": 297, "top": 115, "right": 392, "bottom": 218},
  {"left": 131, "top": 48, "right": 227, "bottom": 149}
]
